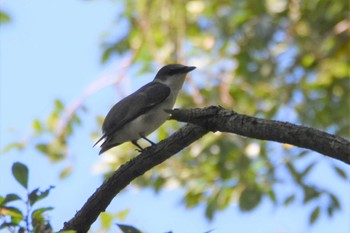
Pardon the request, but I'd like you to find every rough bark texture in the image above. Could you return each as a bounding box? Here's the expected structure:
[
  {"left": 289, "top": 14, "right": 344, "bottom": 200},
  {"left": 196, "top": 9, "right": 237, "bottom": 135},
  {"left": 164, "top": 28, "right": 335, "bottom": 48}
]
[
  {"left": 61, "top": 106, "right": 349, "bottom": 232},
  {"left": 168, "top": 106, "right": 350, "bottom": 164}
]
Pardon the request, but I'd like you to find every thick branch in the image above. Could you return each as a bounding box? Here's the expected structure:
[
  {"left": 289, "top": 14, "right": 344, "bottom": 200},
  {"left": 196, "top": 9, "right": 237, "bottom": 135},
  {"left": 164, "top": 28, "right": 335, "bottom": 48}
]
[
  {"left": 61, "top": 124, "right": 207, "bottom": 233},
  {"left": 167, "top": 106, "right": 350, "bottom": 164}
]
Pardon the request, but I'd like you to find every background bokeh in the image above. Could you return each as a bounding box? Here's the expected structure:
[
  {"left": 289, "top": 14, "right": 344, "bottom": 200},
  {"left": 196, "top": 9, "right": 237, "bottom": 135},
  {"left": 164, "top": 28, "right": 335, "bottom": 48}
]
[{"left": 1, "top": 0, "right": 349, "bottom": 232}]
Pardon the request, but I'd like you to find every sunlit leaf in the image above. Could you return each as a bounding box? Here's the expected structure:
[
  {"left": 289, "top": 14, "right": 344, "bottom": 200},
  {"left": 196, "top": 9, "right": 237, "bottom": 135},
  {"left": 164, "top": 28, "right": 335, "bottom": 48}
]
[
  {"left": 0, "top": 10, "right": 11, "bottom": 25},
  {"left": 54, "top": 99, "right": 64, "bottom": 113},
  {"left": 0, "top": 206, "right": 23, "bottom": 220},
  {"left": 32, "top": 119, "right": 43, "bottom": 133},
  {"left": 100, "top": 212, "right": 114, "bottom": 229},
  {"left": 1, "top": 142, "right": 26, "bottom": 154},
  {"left": 60, "top": 165, "right": 73, "bottom": 179},
  {"left": 116, "top": 209, "right": 130, "bottom": 221}
]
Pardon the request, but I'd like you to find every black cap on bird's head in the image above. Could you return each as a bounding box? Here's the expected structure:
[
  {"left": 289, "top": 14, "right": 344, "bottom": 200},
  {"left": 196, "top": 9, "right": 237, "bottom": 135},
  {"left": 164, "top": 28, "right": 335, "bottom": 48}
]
[{"left": 155, "top": 64, "right": 196, "bottom": 81}]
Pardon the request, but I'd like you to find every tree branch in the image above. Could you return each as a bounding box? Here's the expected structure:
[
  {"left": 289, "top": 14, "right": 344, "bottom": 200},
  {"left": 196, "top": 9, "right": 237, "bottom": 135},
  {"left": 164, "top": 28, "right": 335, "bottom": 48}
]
[
  {"left": 167, "top": 106, "right": 350, "bottom": 165},
  {"left": 61, "top": 106, "right": 349, "bottom": 232},
  {"left": 61, "top": 124, "right": 208, "bottom": 233}
]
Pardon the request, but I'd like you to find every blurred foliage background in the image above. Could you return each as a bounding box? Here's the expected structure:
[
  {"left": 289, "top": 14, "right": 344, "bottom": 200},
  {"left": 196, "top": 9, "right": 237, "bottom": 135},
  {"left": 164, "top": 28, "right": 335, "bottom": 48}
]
[{"left": 2, "top": 0, "right": 349, "bottom": 230}]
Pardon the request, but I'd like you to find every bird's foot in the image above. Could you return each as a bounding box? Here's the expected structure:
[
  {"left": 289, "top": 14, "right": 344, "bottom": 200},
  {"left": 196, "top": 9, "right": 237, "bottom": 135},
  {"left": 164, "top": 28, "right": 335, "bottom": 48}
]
[{"left": 141, "top": 136, "right": 156, "bottom": 145}]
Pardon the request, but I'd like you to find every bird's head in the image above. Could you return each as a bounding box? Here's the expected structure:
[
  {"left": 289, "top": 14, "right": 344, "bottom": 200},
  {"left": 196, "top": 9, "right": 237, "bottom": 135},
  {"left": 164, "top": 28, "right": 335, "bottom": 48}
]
[{"left": 154, "top": 64, "right": 196, "bottom": 86}]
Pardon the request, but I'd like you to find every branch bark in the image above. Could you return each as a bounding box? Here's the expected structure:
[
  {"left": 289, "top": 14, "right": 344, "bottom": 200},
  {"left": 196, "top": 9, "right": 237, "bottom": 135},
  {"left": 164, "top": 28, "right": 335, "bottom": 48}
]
[
  {"left": 61, "top": 124, "right": 208, "bottom": 233},
  {"left": 61, "top": 106, "right": 349, "bottom": 232},
  {"left": 167, "top": 106, "right": 350, "bottom": 164}
]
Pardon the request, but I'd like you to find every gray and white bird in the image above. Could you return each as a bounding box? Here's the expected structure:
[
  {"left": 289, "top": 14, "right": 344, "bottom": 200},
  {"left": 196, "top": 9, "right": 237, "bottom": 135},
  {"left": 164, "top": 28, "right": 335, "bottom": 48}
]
[{"left": 94, "top": 64, "right": 196, "bottom": 154}]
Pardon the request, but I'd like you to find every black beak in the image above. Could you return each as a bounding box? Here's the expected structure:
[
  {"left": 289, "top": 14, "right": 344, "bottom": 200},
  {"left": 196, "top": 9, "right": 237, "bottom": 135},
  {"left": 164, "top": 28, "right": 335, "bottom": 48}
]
[{"left": 183, "top": 66, "right": 196, "bottom": 73}]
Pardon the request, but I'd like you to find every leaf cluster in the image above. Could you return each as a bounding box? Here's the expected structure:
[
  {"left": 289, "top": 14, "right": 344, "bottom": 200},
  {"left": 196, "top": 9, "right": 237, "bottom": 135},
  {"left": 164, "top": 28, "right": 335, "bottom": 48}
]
[{"left": 0, "top": 163, "right": 54, "bottom": 233}]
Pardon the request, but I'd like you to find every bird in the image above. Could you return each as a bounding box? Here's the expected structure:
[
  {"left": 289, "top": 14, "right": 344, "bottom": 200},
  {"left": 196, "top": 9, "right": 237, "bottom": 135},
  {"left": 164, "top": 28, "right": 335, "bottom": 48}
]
[{"left": 94, "top": 64, "right": 196, "bottom": 154}]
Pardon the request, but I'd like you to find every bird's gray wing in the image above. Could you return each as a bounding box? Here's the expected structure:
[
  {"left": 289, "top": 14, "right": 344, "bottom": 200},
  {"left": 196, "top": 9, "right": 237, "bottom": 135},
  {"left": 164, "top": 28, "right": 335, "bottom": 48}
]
[{"left": 93, "top": 81, "right": 170, "bottom": 146}]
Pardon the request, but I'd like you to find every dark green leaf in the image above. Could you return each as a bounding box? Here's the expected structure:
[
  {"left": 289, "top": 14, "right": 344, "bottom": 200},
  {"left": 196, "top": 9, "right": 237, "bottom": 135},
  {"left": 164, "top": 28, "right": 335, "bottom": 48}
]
[
  {"left": 300, "top": 162, "right": 316, "bottom": 179},
  {"left": 267, "top": 189, "right": 277, "bottom": 204},
  {"left": 117, "top": 223, "right": 142, "bottom": 233},
  {"left": 0, "top": 222, "right": 18, "bottom": 229},
  {"left": 1, "top": 193, "right": 21, "bottom": 205},
  {"left": 327, "top": 206, "right": 334, "bottom": 217},
  {"left": 29, "top": 186, "right": 55, "bottom": 206},
  {"left": 12, "top": 162, "right": 29, "bottom": 189},
  {"left": 329, "top": 193, "right": 340, "bottom": 209},
  {"left": 205, "top": 199, "right": 216, "bottom": 220},
  {"left": 333, "top": 165, "right": 348, "bottom": 180},
  {"left": 309, "top": 206, "right": 320, "bottom": 224},
  {"left": 302, "top": 185, "right": 320, "bottom": 204},
  {"left": 284, "top": 194, "right": 296, "bottom": 206},
  {"left": 286, "top": 161, "right": 301, "bottom": 183},
  {"left": 239, "top": 186, "right": 262, "bottom": 211}
]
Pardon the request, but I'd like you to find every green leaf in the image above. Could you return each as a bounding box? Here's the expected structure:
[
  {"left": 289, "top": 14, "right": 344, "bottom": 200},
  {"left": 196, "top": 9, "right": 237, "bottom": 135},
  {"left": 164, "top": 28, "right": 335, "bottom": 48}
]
[
  {"left": 12, "top": 162, "right": 29, "bottom": 189},
  {"left": 117, "top": 223, "right": 142, "bottom": 233},
  {"left": 116, "top": 209, "right": 130, "bottom": 221},
  {"left": 59, "top": 166, "right": 73, "bottom": 179},
  {"left": 0, "top": 206, "right": 23, "bottom": 220},
  {"left": 327, "top": 206, "right": 334, "bottom": 217},
  {"left": 31, "top": 207, "right": 53, "bottom": 233},
  {"left": 54, "top": 99, "right": 64, "bottom": 113},
  {"left": 329, "top": 193, "right": 340, "bottom": 209},
  {"left": 32, "top": 119, "right": 43, "bottom": 133},
  {"left": 1, "top": 142, "right": 26, "bottom": 154},
  {"left": 286, "top": 161, "right": 301, "bottom": 183},
  {"left": 29, "top": 186, "right": 55, "bottom": 206},
  {"left": 100, "top": 212, "right": 114, "bottom": 229},
  {"left": 205, "top": 199, "right": 216, "bottom": 220},
  {"left": 267, "top": 189, "right": 277, "bottom": 204},
  {"left": 31, "top": 207, "right": 54, "bottom": 220},
  {"left": 1, "top": 194, "right": 21, "bottom": 205},
  {"left": 300, "top": 162, "right": 316, "bottom": 179},
  {"left": 0, "top": 11, "right": 11, "bottom": 25},
  {"left": 284, "top": 194, "right": 296, "bottom": 206},
  {"left": 309, "top": 206, "right": 320, "bottom": 224},
  {"left": 333, "top": 165, "right": 348, "bottom": 180},
  {"left": 302, "top": 185, "right": 320, "bottom": 204},
  {"left": 239, "top": 186, "right": 262, "bottom": 211}
]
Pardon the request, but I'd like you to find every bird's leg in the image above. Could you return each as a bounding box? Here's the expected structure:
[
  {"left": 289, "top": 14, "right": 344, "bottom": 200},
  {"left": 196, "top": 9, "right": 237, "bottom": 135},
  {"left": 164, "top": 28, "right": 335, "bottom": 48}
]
[
  {"left": 141, "top": 136, "right": 156, "bottom": 146},
  {"left": 131, "top": 140, "right": 144, "bottom": 152}
]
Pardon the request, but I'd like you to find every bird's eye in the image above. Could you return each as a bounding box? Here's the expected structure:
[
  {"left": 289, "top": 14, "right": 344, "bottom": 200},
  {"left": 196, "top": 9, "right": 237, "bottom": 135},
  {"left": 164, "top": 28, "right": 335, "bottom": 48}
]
[{"left": 168, "top": 69, "right": 177, "bottom": 75}]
